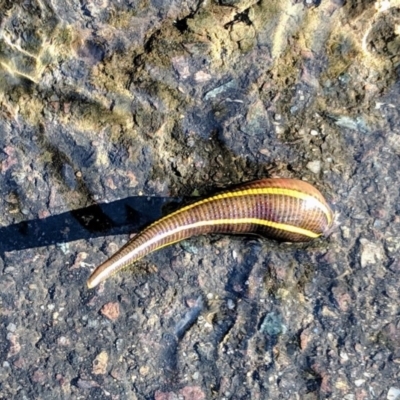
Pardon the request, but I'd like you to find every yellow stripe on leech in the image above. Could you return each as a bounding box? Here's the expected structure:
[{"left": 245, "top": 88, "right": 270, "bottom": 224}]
[
  {"left": 88, "top": 215, "right": 321, "bottom": 288},
  {"left": 146, "top": 217, "right": 320, "bottom": 257},
  {"left": 151, "top": 187, "right": 332, "bottom": 228}
]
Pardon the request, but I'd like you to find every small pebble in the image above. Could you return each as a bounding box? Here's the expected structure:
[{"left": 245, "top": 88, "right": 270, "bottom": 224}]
[
  {"left": 387, "top": 387, "right": 400, "bottom": 400},
  {"left": 340, "top": 351, "right": 349, "bottom": 361},
  {"left": 20, "top": 208, "right": 30, "bottom": 215},
  {"left": 341, "top": 226, "right": 351, "bottom": 239},
  {"left": 194, "top": 71, "right": 211, "bottom": 82},
  {"left": 306, "top": 160, "right": 321, "bottom": 174},
  {"left": 101, "top": 302, "right": 120, "bottom": 321},
  {"left": 92, "top": 351, "right": 108, "bottom": 375},
  {"left": 227, "top": 299, "right": 235, "bottom": 310},
  {"left": 139, "top": 365, "right": 150, "bottom": 376},
  {"left": 192, "top": 371, "right": 200, "bottom": 380},
  {"left": 77, "top": 379, "right": 100, "bottom": 389},
  {"left": 360, "top": 238, "right": 383, "bottom": 267},
  {"left": 115, "top": 338, "right": 124, "bottom": 352},
  {"left": 260, "top": 312, "right": 286, "bottom": 336}
]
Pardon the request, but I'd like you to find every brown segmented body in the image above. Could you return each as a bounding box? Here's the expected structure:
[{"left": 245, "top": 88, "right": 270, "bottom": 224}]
[{"left": 87, "top": 178, "right": 333, "bottom": 288}]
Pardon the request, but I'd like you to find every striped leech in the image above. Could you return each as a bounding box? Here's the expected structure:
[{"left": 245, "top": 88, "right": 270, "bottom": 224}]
[{"left": 87, "top": 178, "right": 333, "bottom": 288}]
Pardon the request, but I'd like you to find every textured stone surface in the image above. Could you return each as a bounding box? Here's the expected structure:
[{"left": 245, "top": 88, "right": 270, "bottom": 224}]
[{"left": 0, "top": 0, "right": 400, "bottom": 399}]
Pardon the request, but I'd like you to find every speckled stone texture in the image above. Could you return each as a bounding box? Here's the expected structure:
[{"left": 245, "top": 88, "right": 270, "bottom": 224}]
[{"left": 0, "top": 0, "right": 400, "bottom": 399}]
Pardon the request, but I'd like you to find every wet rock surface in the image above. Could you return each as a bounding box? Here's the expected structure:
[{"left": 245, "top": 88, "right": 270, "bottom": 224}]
[{"left": 0, "top": 0, "right": 400, "bottom": 399}]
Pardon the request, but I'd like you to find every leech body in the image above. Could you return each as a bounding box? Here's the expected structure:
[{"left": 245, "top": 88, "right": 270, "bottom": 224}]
[{"left": 87, "top": 178, "right": 333, "bottom": 288}]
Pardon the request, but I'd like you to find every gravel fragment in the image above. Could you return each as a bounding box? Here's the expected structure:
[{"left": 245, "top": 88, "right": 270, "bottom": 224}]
[
  {"left": 76, "top": 379, "right": 100, "bottom": 389},
  {"left": 306, "top": 160, "right": 322, "bottom": 174},
  {"left": 359, "top": 238, "right": 384, "bottom": 267},
  {"left": 387, "top": 387, "right": 400, "bottom": 400},
  {"left": 100, "top": 302, "right": 120, "bottom": 321},
  {"left": 92, "top": 351, "right": 108, "bottom": 375}
]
